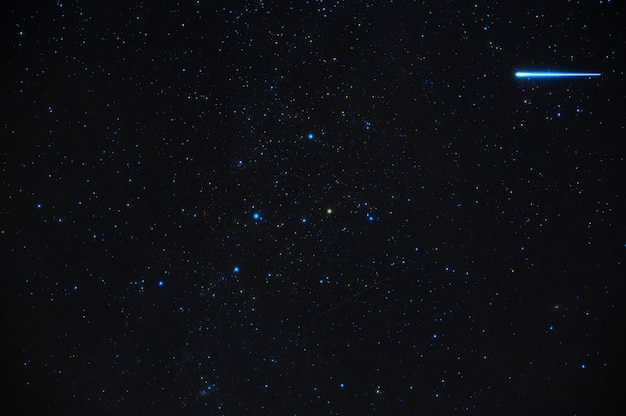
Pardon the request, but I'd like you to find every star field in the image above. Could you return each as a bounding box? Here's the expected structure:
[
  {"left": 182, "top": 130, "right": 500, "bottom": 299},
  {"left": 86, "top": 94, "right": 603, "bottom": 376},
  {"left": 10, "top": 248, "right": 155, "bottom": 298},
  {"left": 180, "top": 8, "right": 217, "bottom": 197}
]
[{"left": 2, "top": 1, "right": 625, "bottom": 414}]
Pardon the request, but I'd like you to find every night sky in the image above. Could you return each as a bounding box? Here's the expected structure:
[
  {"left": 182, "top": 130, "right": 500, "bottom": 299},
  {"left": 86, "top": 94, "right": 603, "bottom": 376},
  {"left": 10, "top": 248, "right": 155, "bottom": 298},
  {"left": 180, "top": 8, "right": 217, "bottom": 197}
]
[{"left": 2, "top": 1, "right": 625, "bottom": 414}]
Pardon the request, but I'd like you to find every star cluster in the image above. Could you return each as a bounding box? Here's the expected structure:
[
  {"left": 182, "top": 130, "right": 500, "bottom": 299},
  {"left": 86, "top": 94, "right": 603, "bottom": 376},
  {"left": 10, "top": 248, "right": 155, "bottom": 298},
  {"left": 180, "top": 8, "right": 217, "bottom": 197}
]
[{"left": 2, "top": 1, "right": 624, "bottom": 414}]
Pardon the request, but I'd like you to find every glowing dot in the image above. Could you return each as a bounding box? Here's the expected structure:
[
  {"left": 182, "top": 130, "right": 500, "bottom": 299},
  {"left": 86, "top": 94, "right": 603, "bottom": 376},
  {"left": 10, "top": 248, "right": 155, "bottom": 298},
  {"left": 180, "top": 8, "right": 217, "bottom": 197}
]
[
  {"left": 36, "top": 203, "right": 42, "bottom": 209},
  {"left": 326, "top": 208, "right": 333, "bottom": 215},
  {"left": 253, "top": 212, "right": 260, "bottom": 220},
  {"left": 307, "top": 133, "right": 314, "bottom": 140},
  {"left": 158, "top": 280, "right": 164, "bottom": 287},
  {"left": 581, "top": 364, "right": 586, "bottom": 369},
  {"left": 339, "top": 383, "right": 345, "bottom": 389},
  {"left": 301, "top": 218, "right": 307, "bottom": 223},
  {"left": 432, "top": 334, "right": 438, "bottom": 339},
  {"left": 233, "top": 266, "right": 239, "bottom": 273}
]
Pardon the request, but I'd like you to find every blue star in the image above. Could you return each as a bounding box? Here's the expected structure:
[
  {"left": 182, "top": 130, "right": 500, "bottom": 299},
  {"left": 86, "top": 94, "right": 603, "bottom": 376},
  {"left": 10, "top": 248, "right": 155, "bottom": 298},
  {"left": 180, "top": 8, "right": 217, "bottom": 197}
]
[
  {"left": 199, "top": 384, "right": 216, "bottom": 396},
  {"left": 233, "top": 266, "right": 240, "bottom": 273},
  {"left": 158, "top": 280, "right": 164, "bottom": 287},
  {"left": 253, "top": 212, "right": 261, "bottom": 220},
  {"left": 307, "top": 133, "right": 314, "bottom": 140}
]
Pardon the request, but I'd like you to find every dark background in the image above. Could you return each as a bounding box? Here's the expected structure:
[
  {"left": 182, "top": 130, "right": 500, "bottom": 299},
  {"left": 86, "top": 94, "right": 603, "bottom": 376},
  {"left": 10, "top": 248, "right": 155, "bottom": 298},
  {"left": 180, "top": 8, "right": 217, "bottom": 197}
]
[{"left": 2, "top": 1, "right": 624, "bottom": 414}]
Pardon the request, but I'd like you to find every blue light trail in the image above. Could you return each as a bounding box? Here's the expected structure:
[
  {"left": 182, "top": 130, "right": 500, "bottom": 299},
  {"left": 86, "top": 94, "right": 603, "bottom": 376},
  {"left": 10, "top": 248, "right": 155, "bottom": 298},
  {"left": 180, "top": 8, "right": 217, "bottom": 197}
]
[{"left": 515, "top": 71, "right": 601, "bottom": 78}]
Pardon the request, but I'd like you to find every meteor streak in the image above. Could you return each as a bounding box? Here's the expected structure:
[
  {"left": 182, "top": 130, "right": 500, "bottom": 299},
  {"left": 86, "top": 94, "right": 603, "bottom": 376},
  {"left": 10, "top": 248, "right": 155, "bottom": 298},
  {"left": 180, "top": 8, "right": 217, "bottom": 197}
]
[{"left": 515, "top": 71, "right": 601, "bottom": 78}]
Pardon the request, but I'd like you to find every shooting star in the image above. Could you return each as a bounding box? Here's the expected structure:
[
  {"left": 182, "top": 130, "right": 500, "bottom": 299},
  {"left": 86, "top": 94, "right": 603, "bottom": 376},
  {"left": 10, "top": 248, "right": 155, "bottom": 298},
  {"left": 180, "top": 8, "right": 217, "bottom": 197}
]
[{"left": 515, "top": 71, "right": 601, "bottom": 78}]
